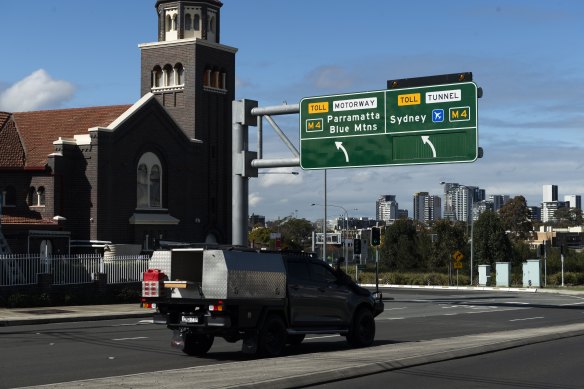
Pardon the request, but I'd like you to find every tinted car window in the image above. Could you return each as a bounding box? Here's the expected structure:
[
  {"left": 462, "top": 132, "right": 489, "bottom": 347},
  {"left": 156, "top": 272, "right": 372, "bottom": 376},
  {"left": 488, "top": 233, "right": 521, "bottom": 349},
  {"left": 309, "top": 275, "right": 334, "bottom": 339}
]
[
  {"left": 287, "top": 260, "right": 310, "bottom": 282},
  {"left": 309, "top": 262, "right": 337, "bottom": 283}
]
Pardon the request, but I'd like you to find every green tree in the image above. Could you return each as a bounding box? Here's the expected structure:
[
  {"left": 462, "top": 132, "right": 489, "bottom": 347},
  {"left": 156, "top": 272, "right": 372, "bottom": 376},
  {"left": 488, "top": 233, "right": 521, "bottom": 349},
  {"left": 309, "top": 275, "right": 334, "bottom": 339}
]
[
  {"left": 473, "top": 211, "right": 513, "bottom": 268},
  {"left": 430, "top": 219, "right": 468, "bottom": 271},
  {"left": 380, "top": 219, "right": 424, "bottom": 271},
  {"left": 498, "top": 195, "right": 533, "bottom": 241},
  {"left": 277, "top": 217, "right": 313, "bottom": 250},
  {"left": 248, "top": 227, "right": 271, "bottom": 248},
  {"left": 553, "top": 207, "right": 583, "bottom": 227}
]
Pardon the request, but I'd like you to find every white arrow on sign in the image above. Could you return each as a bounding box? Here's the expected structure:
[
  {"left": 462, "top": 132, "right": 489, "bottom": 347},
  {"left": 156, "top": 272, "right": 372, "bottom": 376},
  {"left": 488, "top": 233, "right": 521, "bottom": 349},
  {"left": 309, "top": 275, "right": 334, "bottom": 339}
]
[
  {"left": 335, "top": 141, "right": 349, "bottom": 163},
  {"left": 421, "top": 136, "right": 437, "bottom": 158}
]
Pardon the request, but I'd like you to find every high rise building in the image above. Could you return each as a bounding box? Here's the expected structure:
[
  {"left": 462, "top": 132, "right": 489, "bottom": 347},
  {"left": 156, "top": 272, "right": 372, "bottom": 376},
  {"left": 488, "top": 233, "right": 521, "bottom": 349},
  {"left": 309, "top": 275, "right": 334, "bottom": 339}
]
[
  {"left": 543, "top": 185, "right": 558, "bottom": 202},
  {"left": 413, "top": 192, "right": 441, "bottom": 224},
  {"left": 564, "top": 195, "right": 581, "bottom": 210},
  {"left": 527, "top": 206, "right": 541, "bottom": 222},
  {"left": 489, "top": 195, "right": 510, "bottom": 212},
  {"left": 542, "top": 201, "right": 567, "bottom": 223},
  {"left": 442, "top": 183, "right": 482, "bottom": 224},
  {"left": 376, "top": 195, "right": 398, "bottom": 222}
]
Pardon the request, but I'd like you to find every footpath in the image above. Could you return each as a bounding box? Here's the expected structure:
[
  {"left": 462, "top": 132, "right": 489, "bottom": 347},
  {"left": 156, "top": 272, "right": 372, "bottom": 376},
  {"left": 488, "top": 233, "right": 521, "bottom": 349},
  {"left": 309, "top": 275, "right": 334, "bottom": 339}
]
[
  {"left": 2, "top": 286, "right": 584, "bottom": 388},
  {"left": 0, "top": 303, "right": 150, "bottom": 327}
]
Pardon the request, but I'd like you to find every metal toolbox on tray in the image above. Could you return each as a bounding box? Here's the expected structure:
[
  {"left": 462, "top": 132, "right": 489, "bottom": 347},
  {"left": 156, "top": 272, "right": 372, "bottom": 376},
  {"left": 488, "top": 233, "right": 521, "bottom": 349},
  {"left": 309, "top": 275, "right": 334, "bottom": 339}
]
[{"left": 150, "top": 248, "right": 287, "bottom": 300}]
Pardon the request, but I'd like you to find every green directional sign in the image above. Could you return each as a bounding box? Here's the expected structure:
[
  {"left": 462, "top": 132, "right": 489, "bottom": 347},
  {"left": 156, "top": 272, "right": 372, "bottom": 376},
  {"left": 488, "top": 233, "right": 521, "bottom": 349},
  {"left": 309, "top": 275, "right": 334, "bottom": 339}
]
[{"left": 299, "top": 82, "right": 478, "bottom": 170}]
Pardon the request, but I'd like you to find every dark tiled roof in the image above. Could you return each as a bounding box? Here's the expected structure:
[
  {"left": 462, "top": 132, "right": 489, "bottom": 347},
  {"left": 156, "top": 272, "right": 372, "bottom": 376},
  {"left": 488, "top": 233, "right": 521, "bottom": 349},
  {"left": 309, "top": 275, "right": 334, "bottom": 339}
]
[
  {"left": 0, "top": 113, "right": 26, "bottom": 168},
  {"left": 0, "top": 112, "right": 9, "bottom": 127},
  {"left": 11, "top": 105, "right": 131, "bottom": 168}
]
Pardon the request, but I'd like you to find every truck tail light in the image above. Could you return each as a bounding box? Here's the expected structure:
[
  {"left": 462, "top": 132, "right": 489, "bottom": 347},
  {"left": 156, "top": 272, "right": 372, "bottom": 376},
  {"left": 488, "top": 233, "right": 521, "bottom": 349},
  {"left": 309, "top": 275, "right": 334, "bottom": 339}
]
[{"left": 209, "top": 300, "right": 223, "bottom": 312}]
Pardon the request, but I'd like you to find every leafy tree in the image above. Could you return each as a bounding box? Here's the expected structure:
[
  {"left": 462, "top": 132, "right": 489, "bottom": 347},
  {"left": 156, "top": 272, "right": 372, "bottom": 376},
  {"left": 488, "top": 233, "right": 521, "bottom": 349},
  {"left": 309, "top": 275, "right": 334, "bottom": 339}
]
[
  {"left": 248, "top": 227, "right": 271, "bottom": 248},
  {"left": 553, "top": 207, "right": 583, "bottom": 228},
  {"left": 498, "top": 195, "right": 533, "bottom": 241},
  {"left": 277, "top": 217, "right": 313, "bottom": 250},
  {"left": 430, "top": 219, "right": 468, "bottom": 271},
  {"left": 380, "top": 219, "right": 425, "bottom": 271},
  {"left": 473, "top": 211, "right": 513, "bottom": 268},
  {"left": 249, "top": 217, "right": 313, "bottom": 251}
]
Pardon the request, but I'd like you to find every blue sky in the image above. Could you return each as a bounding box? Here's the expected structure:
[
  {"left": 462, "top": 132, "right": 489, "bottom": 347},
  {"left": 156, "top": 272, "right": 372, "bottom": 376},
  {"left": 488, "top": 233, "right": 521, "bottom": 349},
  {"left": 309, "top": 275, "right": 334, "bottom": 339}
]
[{"left": 2, "top": 1, "right": 584, "bottom": 221}]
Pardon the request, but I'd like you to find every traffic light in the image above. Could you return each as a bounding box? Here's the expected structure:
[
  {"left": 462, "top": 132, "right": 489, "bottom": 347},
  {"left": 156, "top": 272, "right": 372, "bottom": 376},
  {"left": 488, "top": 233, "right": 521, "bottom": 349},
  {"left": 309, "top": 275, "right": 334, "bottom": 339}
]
[
  {"left": 354, "top": 238, "right": 361, "bottom": 254},
  {"left": 371, "top": 227, "right": 380, "bottom": 246}
]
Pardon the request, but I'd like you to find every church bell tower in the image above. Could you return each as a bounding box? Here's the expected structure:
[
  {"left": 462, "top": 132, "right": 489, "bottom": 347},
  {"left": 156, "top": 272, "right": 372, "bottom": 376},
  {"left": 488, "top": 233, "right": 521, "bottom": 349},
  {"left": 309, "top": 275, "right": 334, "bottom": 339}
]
[{"left": 139, "top": 0, "right": 237, "bottom": 243}]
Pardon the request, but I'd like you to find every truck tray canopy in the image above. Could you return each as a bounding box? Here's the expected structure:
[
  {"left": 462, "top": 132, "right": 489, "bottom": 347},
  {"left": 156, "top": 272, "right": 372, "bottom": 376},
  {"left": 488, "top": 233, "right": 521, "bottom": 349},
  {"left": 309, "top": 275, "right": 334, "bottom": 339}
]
[{"left": 150, "top": 248, "right": 286, "bottom": 299}]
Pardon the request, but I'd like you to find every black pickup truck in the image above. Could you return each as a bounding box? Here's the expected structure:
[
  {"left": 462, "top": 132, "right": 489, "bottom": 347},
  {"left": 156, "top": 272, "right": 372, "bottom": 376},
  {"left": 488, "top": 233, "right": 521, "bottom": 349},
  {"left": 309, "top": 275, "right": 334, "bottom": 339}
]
[{"left": 141, "top": 248, "right": 384, "bottom": 357}]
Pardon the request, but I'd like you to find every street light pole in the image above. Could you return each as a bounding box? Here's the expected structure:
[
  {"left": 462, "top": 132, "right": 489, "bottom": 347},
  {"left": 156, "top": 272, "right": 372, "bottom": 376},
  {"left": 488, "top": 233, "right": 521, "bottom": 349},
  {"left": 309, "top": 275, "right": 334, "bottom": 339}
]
[
  {"left": 312, "top": 202, "right": 349, "bottom": 269},
  {"left": 440, "top": 182, "right": 475, "bottom": 286}
]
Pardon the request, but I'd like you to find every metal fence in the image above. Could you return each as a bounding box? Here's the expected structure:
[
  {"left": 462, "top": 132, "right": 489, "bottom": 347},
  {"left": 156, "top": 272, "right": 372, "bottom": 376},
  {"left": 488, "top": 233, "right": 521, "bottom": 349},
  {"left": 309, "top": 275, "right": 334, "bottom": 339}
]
[{"left": 0, "top": 254, "right": 150, "bottom": 286}]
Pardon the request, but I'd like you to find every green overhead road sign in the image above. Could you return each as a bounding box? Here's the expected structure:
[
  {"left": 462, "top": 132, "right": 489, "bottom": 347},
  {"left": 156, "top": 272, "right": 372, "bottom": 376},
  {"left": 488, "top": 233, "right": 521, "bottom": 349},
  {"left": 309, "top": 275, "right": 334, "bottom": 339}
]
[{"left": 299, "top": 82, "right": 478, "bottom": 170}]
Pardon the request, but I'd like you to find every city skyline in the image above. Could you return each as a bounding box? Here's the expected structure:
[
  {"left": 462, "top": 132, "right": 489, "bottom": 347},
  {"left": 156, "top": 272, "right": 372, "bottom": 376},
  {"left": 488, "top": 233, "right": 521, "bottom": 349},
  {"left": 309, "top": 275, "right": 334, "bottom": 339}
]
[
  {"left": 1, "top": 1, "right": 583, "bottom": 220},
  {"left": 256, "top": 183, "right": 581, "bottom": 224}
]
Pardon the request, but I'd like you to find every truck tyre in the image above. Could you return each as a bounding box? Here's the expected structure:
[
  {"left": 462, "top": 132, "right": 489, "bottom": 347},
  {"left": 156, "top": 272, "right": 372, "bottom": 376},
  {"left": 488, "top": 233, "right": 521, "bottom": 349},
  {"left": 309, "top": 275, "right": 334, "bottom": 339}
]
[
  {"left": 182, "top": 333, "right": 214, "bottom": 356},
  {"left": 287, "top": 334, "right": 305, "bottom": 346},
  {"left": 346, "top": 308, "right": 375, "bottom": 348},
  {"left": 258, "top": 314, "right": 287, "bottom": 357}
]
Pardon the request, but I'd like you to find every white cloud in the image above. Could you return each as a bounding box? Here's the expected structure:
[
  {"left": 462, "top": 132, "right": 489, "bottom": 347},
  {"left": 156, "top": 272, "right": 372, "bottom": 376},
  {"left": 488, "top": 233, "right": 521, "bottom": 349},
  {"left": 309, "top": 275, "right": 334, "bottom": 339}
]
[
  {"left": 257, "top": 169, "right": 303, "bottom": 188},
  {"left": 0, "top": 69, "right": 75, "bottom": 112},
  {"left": 249, "top": 192, "right": 263, "bottom": 208}
]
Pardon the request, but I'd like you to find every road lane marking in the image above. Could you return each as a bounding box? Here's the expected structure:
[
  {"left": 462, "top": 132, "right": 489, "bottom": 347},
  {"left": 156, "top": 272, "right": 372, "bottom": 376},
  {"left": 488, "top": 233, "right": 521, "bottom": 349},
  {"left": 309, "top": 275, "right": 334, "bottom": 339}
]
[
  {"left": 112, "top": 336, "right": 149, "bottom": 341},
  {"left": 306, "top": 335, "right": 340, "bottom": 340},
  {"left": 385, "top": 307, "right": 407, "bottom": 310},
  {"left": 509, "top": 317, "right": 544, "bottom": 322},
  {"left": 560, "top": 301, "right": 584, "bottom": 306}
]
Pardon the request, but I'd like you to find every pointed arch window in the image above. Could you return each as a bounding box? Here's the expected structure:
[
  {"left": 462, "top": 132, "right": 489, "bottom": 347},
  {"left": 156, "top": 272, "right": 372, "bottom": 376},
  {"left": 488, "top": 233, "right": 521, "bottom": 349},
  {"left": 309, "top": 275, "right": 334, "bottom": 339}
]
[{"left": 137, "top": 152, "right": 163, "bottom": 209}]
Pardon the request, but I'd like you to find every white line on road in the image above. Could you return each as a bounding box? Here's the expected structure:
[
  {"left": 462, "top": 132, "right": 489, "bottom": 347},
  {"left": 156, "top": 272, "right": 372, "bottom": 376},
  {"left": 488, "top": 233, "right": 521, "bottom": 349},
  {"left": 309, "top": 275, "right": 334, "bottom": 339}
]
[
  {"left": 509, "top": 317, "right": 544, "bottom": 322},
  {"left": 560, "top": 302, "right": 584, "bottom": 306},
  {"left": 385, "top": 307, "right": 407, "bottom": 311},
  {"left": 112, "top": 337, "right": 149, "bottom": 341},
  {"left": 306, "top": 335, "right": 340, "bottom": 340}
]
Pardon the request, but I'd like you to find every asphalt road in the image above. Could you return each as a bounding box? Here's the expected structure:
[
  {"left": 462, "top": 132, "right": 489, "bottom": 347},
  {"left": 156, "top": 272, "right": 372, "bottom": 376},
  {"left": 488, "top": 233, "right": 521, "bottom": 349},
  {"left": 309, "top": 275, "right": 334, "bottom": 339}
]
[
  {"left": 1, "top": 289, "right": 583, "bottom": 388},
  {"left": 308, "top": 334, "right": 584, "bottom": 389}
]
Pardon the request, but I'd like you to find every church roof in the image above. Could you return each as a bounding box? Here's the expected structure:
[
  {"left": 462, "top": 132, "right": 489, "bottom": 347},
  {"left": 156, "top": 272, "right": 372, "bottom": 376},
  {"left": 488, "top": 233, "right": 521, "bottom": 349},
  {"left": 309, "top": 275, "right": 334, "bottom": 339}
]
[
  {"left": 4, "top": 105, "right": 131, "bottom": 168},
  {"left": 0, "top": 214, "right": 57, "bottom": 226},
  {"left": 0, "top": 112, "right": 25, "bottom": 168}
]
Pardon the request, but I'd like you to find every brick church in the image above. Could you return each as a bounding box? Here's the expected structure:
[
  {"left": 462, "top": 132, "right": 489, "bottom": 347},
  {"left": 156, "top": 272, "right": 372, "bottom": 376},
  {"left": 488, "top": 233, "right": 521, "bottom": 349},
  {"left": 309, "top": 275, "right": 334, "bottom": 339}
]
[{"left": 0, "top": 0, "right": 236, "bottom": 254}]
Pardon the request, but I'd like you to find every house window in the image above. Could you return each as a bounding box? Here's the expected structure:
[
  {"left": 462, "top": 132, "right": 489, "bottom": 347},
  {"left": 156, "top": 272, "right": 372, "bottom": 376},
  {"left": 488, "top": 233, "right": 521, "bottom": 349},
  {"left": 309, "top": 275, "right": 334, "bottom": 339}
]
[{"left": 137, "top": 152, "right": 163, "bottom": 209}]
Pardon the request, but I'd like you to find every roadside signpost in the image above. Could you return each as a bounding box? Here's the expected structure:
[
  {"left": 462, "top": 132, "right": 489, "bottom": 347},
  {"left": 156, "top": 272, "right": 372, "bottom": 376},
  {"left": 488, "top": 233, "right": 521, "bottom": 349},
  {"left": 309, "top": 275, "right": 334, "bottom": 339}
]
[{"left": 299, "top": 81, "right": 478, "bottom": 169}]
